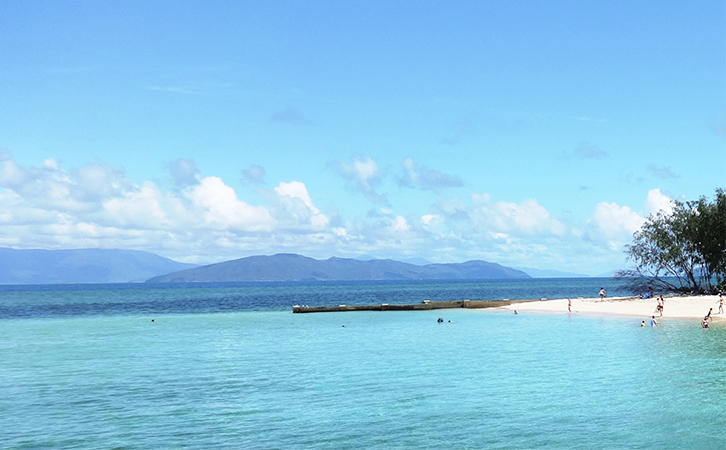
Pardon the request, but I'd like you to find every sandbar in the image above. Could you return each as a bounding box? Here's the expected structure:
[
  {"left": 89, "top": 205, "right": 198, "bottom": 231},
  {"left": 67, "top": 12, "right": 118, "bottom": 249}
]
[{"left": 500, "top": 295, "right": 725, "bottom": 322}]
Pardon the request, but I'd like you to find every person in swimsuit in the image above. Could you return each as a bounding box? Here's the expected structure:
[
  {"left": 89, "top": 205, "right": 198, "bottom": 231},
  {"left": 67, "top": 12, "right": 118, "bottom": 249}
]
[
  {"left": 599, "top": 288, "right": 606, "bottom": 301},
  {"left": 717, "top": 295, "right": 724, "bottom": 314},
  {"left": 656, "top": 297, "right": 663, "bottom": 316},
  {"left": 568, "top": 299, "right": 571, "bottom": 313},
  {"left": 650, "top": 316, "right": 658, "bottom": 327}
]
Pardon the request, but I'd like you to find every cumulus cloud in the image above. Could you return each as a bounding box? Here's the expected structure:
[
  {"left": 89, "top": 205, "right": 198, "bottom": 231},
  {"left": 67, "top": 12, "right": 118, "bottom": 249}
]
[
  {"left": 585, "top": 202, "right": 644, "bottom": 251},
  {"left": 331, "top": 154, "right": 388, "bottom": 205},
  {"left": 643, "top": 188, "right": 673, "bottom": 216},
  {"left": 273, "top": 181, "right": 329, "bottom": 229},
  {"left": 169, "top": 158, "right": 200, "bottom": 187},
  {"left": 397, "top": 157, "right": 463, "bottom": 191},
  {"left": 242, "top": 164, "right": 266, "bottom": 184},
  {"left": 0, "top": 152, "right": 675, "bottom": 273},
  {"left": 186, "top": 176, "right": 273, "bottom": 231},
  {"left": 0, "top": 154, "right": 340, "bottom": 261},
  {"left": 469, "top": 194, "right": 567, "bottom": 237}
]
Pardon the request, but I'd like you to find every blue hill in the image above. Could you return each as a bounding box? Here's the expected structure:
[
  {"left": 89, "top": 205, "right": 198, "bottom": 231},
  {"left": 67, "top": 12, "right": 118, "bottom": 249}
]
[
  {"left": 146, "top": 253, "right": 531, "bottom": 282},
  {"left": 0, "top": 248, "right": 196, "bottom": 284}
]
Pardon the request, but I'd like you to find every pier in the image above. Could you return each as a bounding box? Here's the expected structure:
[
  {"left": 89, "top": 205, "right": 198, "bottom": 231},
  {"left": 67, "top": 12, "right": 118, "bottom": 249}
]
[{"left": 292, "top": 299, "right": 536, "bottom": 313}]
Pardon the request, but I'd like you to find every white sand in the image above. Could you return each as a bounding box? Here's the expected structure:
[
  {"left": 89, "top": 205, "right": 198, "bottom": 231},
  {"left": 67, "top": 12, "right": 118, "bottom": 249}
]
[{"left": 500, "top": 295, "right": 725, "bottom": 321}]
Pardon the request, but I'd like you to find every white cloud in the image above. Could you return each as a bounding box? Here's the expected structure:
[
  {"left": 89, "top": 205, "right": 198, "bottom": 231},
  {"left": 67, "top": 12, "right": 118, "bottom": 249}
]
[
  {"left": 186, "top": 176, "right": 273, "bottom": 231},
  {"left": 169, "top": 158, "right": 200, "bottom": 187},
  {"left": 273, "top": 181, "right": 329, "bottom": 229},
  {"left": 392, "top": 215, "right": 410, "bottom": 232},
  {"left": 585, "top": 201, "right": 644, "bottom": 251},
  {"left": 0, "top": 153, "right": 672, "bottom": 273},
  {"left": 470, "top": 194, "right": 567, "bottom": 236},
  {"left": 643, "top": 188, "right": 673, "bottom": 216},
  {"left": 397, "top": 157, "right": 463, "bottom": 191},
  {"left": 331, "top": 154, "right": 388, "bottom": 204}
]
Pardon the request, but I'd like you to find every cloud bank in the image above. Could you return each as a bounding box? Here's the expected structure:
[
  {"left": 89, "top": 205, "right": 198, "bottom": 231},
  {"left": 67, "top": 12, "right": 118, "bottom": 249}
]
[{"left": 0, "top": 153, "right": 672, "bottom": 273}]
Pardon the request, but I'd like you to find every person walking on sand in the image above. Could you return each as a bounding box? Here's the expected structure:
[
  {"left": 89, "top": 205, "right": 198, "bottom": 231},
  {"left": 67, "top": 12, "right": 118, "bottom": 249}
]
[
  {"left": 599, "top": 287, "right": 606, "bottom": 301},
  {"left": 656, "top": 296, "right": 663, "bottom": 317},
  {"left": 717, "top": 295, "right": 724, "bottom": 314},
  {"left": 568, "top": 299, "right": 571, "bottom": 313}
]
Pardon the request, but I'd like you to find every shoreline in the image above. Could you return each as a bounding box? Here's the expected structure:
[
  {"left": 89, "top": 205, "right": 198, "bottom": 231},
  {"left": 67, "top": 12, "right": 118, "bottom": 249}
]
[{"left": 498, "top": 295, "right": 725, "bottom": 322}]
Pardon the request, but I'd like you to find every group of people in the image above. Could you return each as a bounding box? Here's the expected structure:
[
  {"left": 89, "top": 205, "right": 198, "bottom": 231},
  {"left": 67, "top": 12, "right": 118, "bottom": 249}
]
[
  {"left": 641, "top": 292, "right": 723, "bottom": 329},
  {"left": 703, "top": 294, "right": 725, "bottom": 328}
]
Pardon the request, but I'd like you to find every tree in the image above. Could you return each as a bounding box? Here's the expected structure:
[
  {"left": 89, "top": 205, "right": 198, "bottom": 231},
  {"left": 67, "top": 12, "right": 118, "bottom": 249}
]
[{"left": 616, "top": 189, "right": 726, "bottom": 294}]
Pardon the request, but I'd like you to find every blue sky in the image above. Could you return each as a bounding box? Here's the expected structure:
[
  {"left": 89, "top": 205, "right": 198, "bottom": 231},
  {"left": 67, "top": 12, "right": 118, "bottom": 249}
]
[{"left": 0, "top": 1, "right": 724, "bottom": 275}]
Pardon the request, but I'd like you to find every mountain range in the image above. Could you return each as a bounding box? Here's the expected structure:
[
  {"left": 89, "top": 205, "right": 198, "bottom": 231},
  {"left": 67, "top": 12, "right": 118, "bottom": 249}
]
[
  {"left": 0, "top": 248, "right": 196, "bottom": 284},
  {"left": 146, "top": 253, "right": 530, "bottom": 282},
  {"left": 0, "top": 248, "right": 598, "bottom": 285}
]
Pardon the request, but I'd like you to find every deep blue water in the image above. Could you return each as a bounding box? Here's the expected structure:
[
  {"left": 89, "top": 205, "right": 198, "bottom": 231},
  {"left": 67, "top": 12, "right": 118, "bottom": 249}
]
[
  {"left": 0, "top": 277, "right": 631, "bottom": 319},
  {"left": 1, "top": 279, "right": 723, "bottom": 449}
]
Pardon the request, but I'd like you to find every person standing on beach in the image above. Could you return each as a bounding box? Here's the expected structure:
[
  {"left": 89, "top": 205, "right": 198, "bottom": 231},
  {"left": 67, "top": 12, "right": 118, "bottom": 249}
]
[
  {"left": 568, "top": 299, "right": 571, "bottom": 313},
  {"left": 717, "top": 295, "right": 724, "bottom": 314},
  {"left": 599, "top": 288, "right": 606, "bottom": 301},
  {"left": 656, "top": 297, "right": 663, "bottom": 317}
]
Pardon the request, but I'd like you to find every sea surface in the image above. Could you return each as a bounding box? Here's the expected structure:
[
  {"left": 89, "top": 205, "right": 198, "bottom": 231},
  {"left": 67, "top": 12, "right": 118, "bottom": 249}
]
[{"left": 2, "top": 279, "right": 724, "bottom": 449}]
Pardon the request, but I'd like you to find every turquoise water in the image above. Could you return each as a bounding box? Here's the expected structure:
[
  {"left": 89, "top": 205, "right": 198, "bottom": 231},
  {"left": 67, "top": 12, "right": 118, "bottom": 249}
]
[{"left": 2, "top": 282, "right": 725, "bottom": 449}]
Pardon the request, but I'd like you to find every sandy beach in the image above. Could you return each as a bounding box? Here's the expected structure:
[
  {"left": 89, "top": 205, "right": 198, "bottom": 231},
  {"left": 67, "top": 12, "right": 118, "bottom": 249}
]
[{"left": 501, "top": 294, "right": 725, "bottom": 322}]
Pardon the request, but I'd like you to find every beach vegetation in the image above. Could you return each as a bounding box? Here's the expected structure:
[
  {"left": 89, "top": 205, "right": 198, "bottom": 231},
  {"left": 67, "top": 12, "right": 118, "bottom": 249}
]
[{"left": 617, "top": 189, "right": 725, "bottom": 294}]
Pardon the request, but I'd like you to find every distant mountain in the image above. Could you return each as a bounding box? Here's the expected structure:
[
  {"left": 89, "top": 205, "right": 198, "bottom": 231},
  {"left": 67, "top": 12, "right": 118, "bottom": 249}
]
[
  {"left": 146, "top": 253, "right": 530, "bottom": 282},
  {"left": 0, "top": 248, "right": 196, "bottom": 284},
  {"left": 515, "top": 267, "right": 590, "bottom": 278},
  {"left": 402, "top": 257, "right": 432, "bottom": 266}
]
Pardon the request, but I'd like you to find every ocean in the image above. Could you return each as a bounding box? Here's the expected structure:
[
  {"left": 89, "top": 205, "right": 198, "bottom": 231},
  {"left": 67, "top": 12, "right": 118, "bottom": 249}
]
[{"left": 1, "top": 279, "right": 724, "bottom": 449}]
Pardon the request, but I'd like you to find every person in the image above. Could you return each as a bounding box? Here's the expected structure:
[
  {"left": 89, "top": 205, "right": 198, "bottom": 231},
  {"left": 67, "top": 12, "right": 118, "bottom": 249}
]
[
  {"left": 717, "top": 294, "right": 724, "bottom": 314},
  {"left": 513, "top": 310, "right": 518, "bottom": 315},
  {"left": 656, "top": 297, "right": 663, "bottom": 317},
  {"left": 641, "top": 320, "right": 646, "bottom": 327},
  {"left": 705, "top": 308, "right": 713, "bottom": 320},
  {"left": 568, "top": 299, "right": 571, "bottom": 313},
  {"left": 599, "top": 287, "right": 606, "bottom": 301},
  {"left": 702, "top": 317, "right": 710, "bottom": 328},
  {"left": 650, "top": 315, "right": 658, "bottom": 327},
  {"left": 437, "top": 317, "right": 443, "bottom": 323}
]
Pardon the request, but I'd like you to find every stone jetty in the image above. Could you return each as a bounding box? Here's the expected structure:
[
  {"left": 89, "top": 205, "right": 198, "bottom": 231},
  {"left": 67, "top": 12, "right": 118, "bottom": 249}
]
[{"left": 292, "top": 299, "right": 535, "bottom": 313}]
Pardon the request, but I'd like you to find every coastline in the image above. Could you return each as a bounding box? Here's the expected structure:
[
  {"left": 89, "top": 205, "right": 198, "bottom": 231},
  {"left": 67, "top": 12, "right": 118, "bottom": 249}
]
[{"left": 499, "top": 295, "right": 725, "bottom": 321}]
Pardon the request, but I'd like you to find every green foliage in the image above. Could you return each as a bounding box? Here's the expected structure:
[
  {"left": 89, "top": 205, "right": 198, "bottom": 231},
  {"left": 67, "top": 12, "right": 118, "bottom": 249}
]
[{"left": 617, "top": 189, "right": 726, "bottom": 294}]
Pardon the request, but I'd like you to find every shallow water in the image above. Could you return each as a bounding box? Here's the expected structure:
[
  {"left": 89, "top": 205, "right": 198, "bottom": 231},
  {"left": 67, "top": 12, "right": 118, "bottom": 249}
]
[{"left": 1, "top": 282, "right": 724, "bottom": 449}]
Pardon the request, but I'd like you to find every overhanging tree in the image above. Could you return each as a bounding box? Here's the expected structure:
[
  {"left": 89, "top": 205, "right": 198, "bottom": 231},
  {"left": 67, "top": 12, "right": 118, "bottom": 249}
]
[{"left": 617, "top": 189, "right": 725, "bottom": 294}]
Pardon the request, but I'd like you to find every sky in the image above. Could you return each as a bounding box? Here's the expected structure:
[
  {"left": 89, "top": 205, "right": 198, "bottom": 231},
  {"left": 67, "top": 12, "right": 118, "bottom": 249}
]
[{"left": 0, "top": 1, "right": 724, "bottom": 275}]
